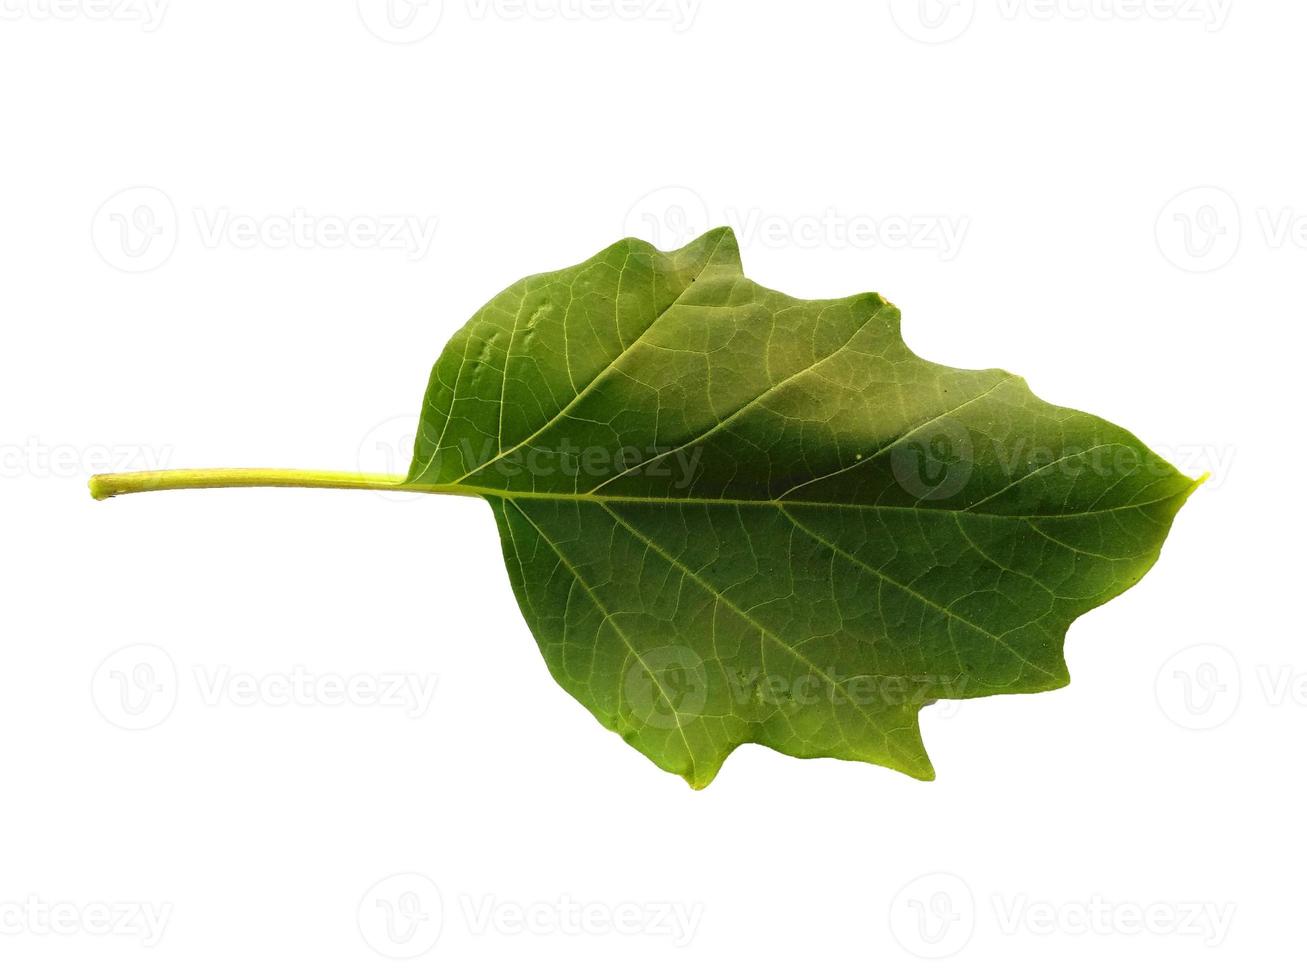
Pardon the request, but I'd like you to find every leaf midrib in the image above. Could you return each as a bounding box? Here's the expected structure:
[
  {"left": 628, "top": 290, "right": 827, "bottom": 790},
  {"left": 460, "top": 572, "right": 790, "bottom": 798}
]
[{"left": 420, "top": 483, "right": 1192, "bottom": 520}]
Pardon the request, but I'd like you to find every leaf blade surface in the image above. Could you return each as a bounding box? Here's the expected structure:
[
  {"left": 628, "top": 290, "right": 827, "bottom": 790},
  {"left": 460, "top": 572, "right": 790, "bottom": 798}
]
[{"left": 408, "top": 228, "right": 1197, "bottom": 786}]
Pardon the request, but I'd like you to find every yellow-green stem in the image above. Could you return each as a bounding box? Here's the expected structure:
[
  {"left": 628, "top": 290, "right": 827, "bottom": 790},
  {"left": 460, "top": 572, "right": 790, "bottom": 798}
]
[{"left": 88, "top": 468, "right": 481, "bottom": 501}]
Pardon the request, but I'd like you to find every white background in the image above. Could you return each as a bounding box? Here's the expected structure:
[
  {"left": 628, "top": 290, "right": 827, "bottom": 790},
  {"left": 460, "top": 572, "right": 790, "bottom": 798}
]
[{"left": 0, "top": 1, "right": 1295, "bottom": 976}]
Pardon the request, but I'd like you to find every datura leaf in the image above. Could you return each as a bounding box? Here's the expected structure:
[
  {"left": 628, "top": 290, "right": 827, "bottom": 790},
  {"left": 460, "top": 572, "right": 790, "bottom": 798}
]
[
  {"left": 400, "top": 227, "right": 1197, "bottom": 787},
  {"left": 90, "top": 227, "right": 1200, "bottom": 788}
]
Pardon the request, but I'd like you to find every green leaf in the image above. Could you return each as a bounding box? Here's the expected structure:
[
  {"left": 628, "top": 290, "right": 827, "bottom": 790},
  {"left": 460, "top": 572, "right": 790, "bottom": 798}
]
[{"left": 403, "top": 227, "right": 1199, "bottom": 788}]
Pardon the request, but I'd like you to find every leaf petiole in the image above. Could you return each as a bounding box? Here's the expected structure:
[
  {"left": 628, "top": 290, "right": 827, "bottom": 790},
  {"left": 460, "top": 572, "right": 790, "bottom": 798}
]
[{"left": 87, "top": 468, "right": 481, "bottom": 501}]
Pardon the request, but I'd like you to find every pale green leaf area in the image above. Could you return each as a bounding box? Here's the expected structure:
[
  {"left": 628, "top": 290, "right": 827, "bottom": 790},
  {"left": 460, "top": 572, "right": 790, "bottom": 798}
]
[
  {"left": 90, "top": 227, "right": 1199, "bottom": 788},
  {"left": 402, "top": 228, "right": 1200, "bottom": 788}
]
